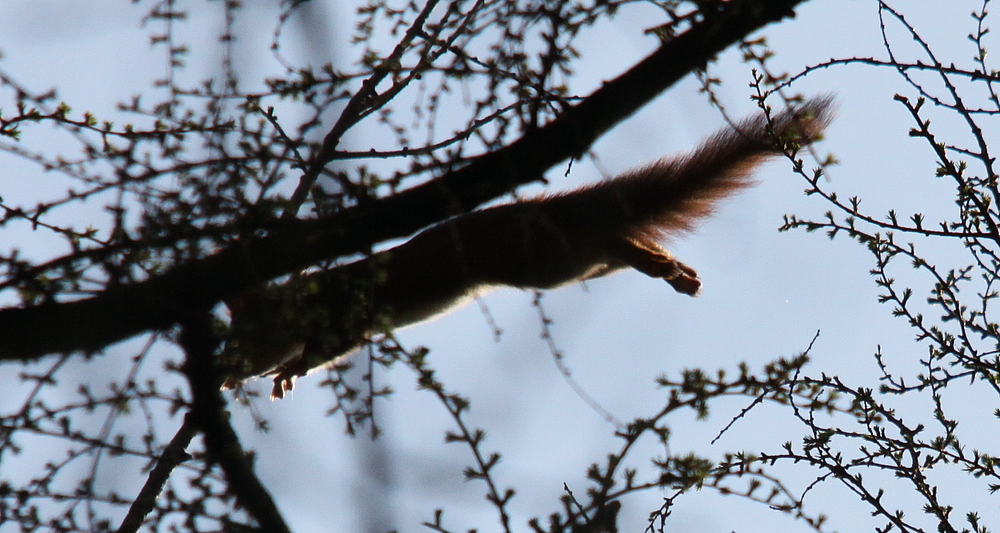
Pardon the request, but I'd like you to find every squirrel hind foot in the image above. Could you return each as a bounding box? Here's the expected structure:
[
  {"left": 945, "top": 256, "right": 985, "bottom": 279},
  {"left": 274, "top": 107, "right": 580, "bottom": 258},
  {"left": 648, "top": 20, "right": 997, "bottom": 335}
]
[
  {"left": 665, "top": 269, "right": 701, "bottom": 296},
  {"left": 614, "top": 238, "right": 702, "bottom": 296}
]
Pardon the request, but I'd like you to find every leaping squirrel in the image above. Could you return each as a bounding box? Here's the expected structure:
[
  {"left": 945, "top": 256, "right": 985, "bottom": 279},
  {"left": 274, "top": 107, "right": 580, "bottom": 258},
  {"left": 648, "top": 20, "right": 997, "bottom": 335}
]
[{"left": 222, "top": 97, "right": 834, "bottom": 398}]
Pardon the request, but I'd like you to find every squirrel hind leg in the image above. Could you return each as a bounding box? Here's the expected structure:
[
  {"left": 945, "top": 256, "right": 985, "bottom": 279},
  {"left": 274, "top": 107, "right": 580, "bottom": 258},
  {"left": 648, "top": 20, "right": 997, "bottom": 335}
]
[{"left": 614, "top": 238, "right": 702, "bottom": 296}]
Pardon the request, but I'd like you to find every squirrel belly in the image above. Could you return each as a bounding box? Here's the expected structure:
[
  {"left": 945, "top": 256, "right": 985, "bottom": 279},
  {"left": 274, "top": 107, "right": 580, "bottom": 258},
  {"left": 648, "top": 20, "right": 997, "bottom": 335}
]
[{"left": 221, "top": 97, "right": 834, "bottom": 398}]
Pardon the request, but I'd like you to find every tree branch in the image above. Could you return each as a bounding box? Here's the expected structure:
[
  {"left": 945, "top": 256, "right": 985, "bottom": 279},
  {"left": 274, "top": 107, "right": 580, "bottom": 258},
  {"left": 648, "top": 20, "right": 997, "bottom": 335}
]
[
  {"left": 179, "top": 312, "right": 292, "bottom": 533},
  {"left": 116, "top": 414, "right": 197, "bottom": 533},
  {"left": 0, "top": 0, "right": 810, "bottom": 361}
]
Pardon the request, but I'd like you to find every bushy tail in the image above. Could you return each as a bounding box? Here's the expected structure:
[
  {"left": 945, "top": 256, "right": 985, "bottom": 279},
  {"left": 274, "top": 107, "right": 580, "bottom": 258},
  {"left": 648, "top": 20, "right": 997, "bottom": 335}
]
[{"left": 608, "top": 96, "right": 834, "bottom": 239}]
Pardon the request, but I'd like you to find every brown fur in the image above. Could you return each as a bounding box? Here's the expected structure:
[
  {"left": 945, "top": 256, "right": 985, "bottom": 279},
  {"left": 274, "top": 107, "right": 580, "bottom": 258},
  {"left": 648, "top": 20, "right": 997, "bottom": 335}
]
[{"left": 222, "top": 97, "right": 834, "bottom": 398}]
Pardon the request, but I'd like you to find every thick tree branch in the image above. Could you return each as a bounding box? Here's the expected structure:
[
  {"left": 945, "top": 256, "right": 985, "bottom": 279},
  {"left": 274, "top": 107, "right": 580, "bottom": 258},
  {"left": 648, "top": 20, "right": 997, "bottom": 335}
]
[
  {"left": 179, "top": 313, "right": 292, "bottom": 533},
  {"left": 0, "top": 0, "right": 809, "bottom": 361}
]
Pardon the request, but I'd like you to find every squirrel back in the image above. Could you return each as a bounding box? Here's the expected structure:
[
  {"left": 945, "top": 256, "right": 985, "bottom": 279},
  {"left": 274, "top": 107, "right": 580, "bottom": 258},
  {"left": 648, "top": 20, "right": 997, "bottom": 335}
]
[{"left": 222, "top": 97, "right": 834, "bottom": 397}]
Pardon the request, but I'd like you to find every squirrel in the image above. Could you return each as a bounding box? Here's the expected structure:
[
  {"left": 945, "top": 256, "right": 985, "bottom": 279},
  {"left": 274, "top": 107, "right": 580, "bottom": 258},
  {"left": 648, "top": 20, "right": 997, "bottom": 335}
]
[{"left": 221, "top": 97, "right": 834, "bottom": 398}]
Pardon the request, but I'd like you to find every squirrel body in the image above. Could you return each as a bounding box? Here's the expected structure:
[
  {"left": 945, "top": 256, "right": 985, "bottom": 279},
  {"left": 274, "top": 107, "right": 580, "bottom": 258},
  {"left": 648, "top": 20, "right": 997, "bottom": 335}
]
[{"left": 222, "top": 98, "right": 833, "bottom": 397}]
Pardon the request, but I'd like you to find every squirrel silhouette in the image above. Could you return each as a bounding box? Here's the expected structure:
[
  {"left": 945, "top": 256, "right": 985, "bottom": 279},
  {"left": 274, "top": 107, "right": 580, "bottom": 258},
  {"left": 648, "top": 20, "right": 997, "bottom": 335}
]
[{"left": 222, "top": 97, "right": 834, "bottom": 398}]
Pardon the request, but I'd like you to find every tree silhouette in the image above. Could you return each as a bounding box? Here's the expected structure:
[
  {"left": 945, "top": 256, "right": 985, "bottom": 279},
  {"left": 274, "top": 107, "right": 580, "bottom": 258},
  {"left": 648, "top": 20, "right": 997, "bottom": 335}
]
[{"left": 5, "top": 2, "right": 997, "bottom": 533}]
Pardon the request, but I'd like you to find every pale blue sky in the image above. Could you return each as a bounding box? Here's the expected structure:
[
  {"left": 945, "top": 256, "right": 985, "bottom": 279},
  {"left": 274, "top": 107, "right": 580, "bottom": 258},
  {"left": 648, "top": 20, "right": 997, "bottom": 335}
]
[{"left": 0, "top": 2, "right": 991, "bottom": 532}]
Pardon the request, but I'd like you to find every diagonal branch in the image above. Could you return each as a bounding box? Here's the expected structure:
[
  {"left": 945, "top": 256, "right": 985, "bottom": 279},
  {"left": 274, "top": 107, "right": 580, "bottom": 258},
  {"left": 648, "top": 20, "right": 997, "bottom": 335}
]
[
  {"left": 179, "top": 312, "right": 292, "bottom": 533},
  {"left": 283, "top": 0, "right": 445, "bottom": 220},
  {"left": 0, "top": 0, "right": 810, "bottom": 362},
  {"left": 116, "top": 414, "right": 197, "bottom": 533}
]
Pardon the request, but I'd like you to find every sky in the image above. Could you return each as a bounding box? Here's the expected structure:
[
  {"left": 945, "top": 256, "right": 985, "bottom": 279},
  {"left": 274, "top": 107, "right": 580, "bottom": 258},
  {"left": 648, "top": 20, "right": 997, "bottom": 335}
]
[{"left": 0, "top": 1, "right": 994, "bottom": 533}]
